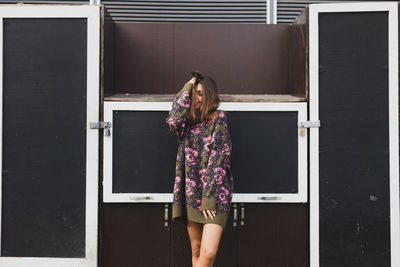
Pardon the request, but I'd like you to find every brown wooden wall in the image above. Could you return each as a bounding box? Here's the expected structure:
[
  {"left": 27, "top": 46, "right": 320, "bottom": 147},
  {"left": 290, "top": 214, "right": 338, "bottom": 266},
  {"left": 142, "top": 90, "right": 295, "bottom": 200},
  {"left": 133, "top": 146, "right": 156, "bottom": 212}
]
[
  {"left": 100, "top": 13, "right": 309, "bottom": 267},
  {"left": 103, "top": 21, "right": 307, "bottom": 97}
]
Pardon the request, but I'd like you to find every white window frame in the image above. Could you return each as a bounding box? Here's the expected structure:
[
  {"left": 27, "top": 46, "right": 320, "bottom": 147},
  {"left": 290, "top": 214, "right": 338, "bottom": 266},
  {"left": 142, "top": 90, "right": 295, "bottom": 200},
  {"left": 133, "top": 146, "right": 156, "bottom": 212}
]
[
  {"left": 309, "top": 2, "right": 400, "bottom": 267},
  {"left": 0, "top": 5, "right": 100, "bottom": 267},
  {"left": 103, "top": 101, "right": 308, "bottom": 203}
]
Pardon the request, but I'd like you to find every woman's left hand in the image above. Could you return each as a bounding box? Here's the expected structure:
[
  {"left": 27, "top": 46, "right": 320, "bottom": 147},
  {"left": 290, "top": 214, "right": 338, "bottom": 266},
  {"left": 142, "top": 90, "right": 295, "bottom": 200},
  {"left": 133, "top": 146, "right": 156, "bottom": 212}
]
[{"left": 202, "top": 209, "right": 217, "bottom": 219}]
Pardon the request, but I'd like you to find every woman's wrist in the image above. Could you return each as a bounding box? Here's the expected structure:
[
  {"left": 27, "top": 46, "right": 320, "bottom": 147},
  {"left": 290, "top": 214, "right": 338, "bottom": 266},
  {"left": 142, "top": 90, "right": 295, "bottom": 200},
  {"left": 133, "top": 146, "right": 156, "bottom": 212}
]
[{"left": 182, "top": 82, "right": 193, "bottom": 92}]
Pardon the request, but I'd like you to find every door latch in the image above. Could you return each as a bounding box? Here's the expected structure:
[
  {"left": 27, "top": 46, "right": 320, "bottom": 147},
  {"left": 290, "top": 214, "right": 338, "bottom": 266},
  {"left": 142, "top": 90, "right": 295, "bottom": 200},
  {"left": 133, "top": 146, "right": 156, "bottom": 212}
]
[
  {"left": 89, "top": 121, "right": 112, "bottom": 136},
  {"left": 297, "top": 120, "right": 320, "bottom": 136}
]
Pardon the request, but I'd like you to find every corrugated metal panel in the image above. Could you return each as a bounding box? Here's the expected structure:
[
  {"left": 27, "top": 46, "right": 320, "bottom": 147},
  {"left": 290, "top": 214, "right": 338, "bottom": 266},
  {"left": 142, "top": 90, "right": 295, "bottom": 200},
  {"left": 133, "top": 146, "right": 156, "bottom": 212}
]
[
  {"left": 0, "top": 1, "right": 89, "bottom": 4},
  {"left": 0, "top": 0, "right": 384, "bottom": 24},
  {"left": 102, "top": 0, "right": 268, "bottom": 23},
  {"left": 277, "top": 0, "right": 378, "bottom": 24}
]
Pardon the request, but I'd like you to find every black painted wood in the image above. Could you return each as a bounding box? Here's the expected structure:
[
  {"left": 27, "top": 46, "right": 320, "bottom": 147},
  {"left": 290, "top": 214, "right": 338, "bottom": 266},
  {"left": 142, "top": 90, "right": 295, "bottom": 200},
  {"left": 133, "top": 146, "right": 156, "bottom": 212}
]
[
  {"left": 2, "top": 18, "right": 87, "bottom": 257},
  {"left": 319, "top": 11, "right": 390, "bottom": 267},
  {"left": 112, "top": 110, "right": 178, "bottom": 193},
  {"left": 111, "top": 110, "right": 299, "bottom": 195},
  {"left": 228, "top": 111, "right": 299, "bottom": 193}
]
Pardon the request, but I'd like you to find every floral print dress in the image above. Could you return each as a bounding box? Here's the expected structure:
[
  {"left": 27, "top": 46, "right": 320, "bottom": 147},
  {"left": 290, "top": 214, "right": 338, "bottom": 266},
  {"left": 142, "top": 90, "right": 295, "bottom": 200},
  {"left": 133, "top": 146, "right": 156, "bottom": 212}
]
[{"left": 165, "top": 82, "right": 234, "bottom": 230}]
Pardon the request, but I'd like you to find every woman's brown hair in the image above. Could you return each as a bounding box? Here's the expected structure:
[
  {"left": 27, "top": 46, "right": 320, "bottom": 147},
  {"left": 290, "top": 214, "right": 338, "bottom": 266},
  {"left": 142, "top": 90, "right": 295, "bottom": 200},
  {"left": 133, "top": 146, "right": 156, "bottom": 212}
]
[{"left": 185, "top": 70, "right": 220, "bottom": 125}]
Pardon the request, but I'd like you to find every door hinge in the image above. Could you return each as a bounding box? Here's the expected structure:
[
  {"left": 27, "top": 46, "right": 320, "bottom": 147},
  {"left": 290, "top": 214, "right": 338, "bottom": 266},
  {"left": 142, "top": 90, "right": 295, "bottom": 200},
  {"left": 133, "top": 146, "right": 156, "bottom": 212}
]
[{"left": 89, "top": 121, "right": 112, "bottom": 136}]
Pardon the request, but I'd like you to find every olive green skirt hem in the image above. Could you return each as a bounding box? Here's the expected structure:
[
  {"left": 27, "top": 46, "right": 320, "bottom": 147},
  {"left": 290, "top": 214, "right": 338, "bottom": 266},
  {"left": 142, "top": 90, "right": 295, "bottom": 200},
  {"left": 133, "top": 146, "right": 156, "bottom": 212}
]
[{"left": 172, "top": 203, "right": 228, "bottom": 230}]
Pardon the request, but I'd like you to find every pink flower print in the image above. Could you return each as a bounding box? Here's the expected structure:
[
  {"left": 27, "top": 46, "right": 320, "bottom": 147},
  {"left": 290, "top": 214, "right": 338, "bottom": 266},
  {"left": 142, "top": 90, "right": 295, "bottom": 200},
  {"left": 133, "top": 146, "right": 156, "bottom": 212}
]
[
  {"left": 202, "top": 136, "right": 212, "bottom": 154},
  {"left": 210, "top": 150, "right": 217, "bottom": 157},
  {"left": 177, "top": 93, "right": 190, "bottom": 108},
  {"left": 185, "top": 184, "right": 193, "bottom": 196},
  {"left": 176, "top": 176, "right": 181, "bottom": 183},
  {"left": 200, "top": 175, "right": 206, "bottom": 183},
  {"left": 173, "top": 183, "right": 180, "bottom": 193},
  {"left": 185, "top": 147, "right": 199, "bottom": 157},
  {"left": 203, "top": 136, "right": 211, "bottom": 143},
  {"left": 185, "top": 147, "right": 199, "bottom": 166},
  {"left": 214, "top": 174, "right": 223, "bottom": 185},
  {"left": 185, "top": 153, "right": 194, "bottom": 163},
  {"left": 219, "top": 111, "right": 224, "bottom": 118},
  {"left": 199, "top": 168, "right": 207, "bottom": 175},
  {"left": 169, "top": 121, "right": 176, "bottom": 128},
  {"left": 211, "top": 133, "right": 216, "bottom": 143},
  {"left": 190, "top": 126, "right": 201, "bottom": 135},
  {"left": 190, "top": 180, "right": 196, "bottom": 187},
  {"left": 221, "top": 186, "right": 229, "bottom": 196},
  {"left": 223, "top": 188, "right": 229, "bottom": 195},
  {"left": 215, "top": 167, "right": 226, "bottom": 176},
  {"left": 223, "top": 143, "right": 230, "bottom": 155},
  {"left": 219, "top": 192, "right": 226, "bottom": 201}
]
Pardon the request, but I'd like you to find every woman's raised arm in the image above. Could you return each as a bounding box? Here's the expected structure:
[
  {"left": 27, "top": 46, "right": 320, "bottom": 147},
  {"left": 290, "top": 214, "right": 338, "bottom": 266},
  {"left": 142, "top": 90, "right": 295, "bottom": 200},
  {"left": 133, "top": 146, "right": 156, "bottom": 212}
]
[{"left": 165, "top": 79, "right": 195, "bottom": 140}]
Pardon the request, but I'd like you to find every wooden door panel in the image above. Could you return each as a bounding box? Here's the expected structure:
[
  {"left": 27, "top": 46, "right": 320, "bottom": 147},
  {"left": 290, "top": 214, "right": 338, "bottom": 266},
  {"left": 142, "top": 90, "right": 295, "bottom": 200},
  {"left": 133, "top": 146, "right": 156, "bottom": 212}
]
[
  {"left": 237, "top": 204, "right": 308, "bottom": 267},
  {"left": 101, "top": 204, "right": 170, "bottom": 267}
]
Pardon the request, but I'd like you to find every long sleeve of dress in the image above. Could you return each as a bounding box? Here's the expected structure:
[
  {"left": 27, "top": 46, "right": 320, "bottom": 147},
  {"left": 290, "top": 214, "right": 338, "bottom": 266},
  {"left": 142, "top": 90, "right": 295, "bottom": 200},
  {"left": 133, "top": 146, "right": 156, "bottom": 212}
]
[
  {"left": 201, "top": 114, "right": 232, "bottom": 211},
  {"left": 166, "top": 82, "right": 193, "bottom": 141}
]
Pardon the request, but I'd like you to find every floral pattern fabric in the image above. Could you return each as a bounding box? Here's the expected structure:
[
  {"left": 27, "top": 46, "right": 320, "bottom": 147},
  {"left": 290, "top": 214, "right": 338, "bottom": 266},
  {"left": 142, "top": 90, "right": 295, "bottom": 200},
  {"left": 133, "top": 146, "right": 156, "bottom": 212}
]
[{"left": 166, "top": 82, "right": 234, "bottom": 217}]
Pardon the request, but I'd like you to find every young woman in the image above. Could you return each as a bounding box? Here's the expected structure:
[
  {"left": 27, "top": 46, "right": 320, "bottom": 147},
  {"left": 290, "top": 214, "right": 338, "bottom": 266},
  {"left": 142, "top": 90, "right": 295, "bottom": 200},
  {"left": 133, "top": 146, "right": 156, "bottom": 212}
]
[{"left": 166, "top": 71, "right": 234, "bottom": 267}]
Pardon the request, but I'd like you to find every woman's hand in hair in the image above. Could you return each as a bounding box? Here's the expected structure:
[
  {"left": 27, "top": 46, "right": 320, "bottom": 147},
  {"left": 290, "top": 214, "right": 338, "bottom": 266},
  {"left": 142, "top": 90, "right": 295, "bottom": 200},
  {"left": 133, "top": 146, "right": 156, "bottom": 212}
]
[{"left": 188, "top": 77, "right": 196, "bottom": 84}]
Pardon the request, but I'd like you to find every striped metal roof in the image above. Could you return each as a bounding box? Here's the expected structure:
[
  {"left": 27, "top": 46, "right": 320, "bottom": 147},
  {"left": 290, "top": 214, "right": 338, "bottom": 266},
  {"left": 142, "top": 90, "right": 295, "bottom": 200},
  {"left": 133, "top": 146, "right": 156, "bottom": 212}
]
[
  {"left": 101, "top": 0, "right": 269, "bottom": 23},
  {"left": 1, "top": 0, "right": 375, "bottom": 24}
]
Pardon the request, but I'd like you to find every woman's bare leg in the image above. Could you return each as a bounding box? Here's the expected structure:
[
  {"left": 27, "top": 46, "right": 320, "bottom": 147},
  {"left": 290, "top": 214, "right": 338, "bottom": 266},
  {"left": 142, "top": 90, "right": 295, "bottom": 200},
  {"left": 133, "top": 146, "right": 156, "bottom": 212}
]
[
  {"left": 187, "top": 220, "right": 204, "bottom": 267},
  {"left": 196, "top": 223, "right": 223, "bottom": 267}
]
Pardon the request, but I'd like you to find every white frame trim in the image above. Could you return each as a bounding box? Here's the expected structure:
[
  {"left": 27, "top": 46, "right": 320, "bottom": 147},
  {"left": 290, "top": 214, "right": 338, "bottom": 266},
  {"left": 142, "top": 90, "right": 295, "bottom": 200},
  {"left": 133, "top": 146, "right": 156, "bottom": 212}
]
[
  {"left": 309, "top": 2, "right": 399, "bottom": 267},
  {"left": 103, "top": 101, "right": 308, "bottom": 203},
  {"left": 267, "top": 0, "right": 278, "bottom": 24},
  {"left": 0, "top": 5, "right": 100, "bottom": 267}
]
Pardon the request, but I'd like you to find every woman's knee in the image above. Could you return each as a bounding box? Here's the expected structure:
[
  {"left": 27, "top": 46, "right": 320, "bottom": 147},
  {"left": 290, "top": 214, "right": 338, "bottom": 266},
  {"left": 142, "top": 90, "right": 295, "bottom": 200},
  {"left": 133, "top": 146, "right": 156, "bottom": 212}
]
[
  {"left": 200, "top": 246, "right": 217, "bottom": 261},
  {"left": 190, "top": 241, "right": 201, "bottom": 257},
  {"left": 187, "top": 220, "right": 203, "bottom": 257},
  {"left": 199, "top": 223, "right": 223, "bottom": 260}
]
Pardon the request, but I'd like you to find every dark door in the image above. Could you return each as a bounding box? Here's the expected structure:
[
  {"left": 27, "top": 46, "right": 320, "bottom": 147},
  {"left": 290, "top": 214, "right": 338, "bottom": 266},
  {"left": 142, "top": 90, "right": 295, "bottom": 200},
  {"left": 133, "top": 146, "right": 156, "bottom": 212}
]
[
  {"left": 101, "top": 203, "right": 170, "bottom": 267},
  {"left": 315, "top": 10, "right": 392, "bottom": 267},
  {"left": 237, "top": 204, "right": 308, "bottom": 267},
  {"left": 0, "top": 6, "right": 100, "bottom": 267}
]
